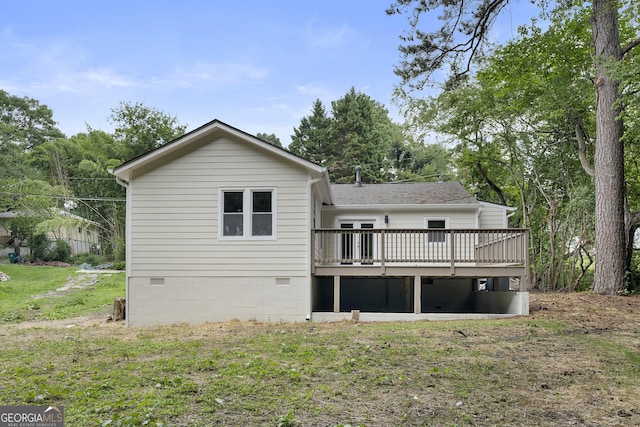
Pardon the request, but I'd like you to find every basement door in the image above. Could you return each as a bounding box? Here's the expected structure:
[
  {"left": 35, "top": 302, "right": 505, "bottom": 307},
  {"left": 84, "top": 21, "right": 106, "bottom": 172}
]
[{"left": 339, "top": 220, "right": 376, "bottom": 265}]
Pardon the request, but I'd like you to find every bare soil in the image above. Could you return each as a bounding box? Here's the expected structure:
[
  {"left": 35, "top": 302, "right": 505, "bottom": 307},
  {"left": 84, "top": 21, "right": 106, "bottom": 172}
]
[
  {"left": 528, "top": 291, "right": 640, "bottom": 331},
  {"left": 4, "top": 291, "right": 639, "bottom": 340}
]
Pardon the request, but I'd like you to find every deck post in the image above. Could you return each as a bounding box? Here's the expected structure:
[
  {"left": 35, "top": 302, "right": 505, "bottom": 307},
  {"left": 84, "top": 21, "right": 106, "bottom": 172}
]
[
  {"left": 380, "top": 228, "right": 386, "bottom": 275},
  {"left": 333, "top": 275, "right": 340, "bottom": 313},
  {"left": 521, "top": 230, "right": 530, "bottom": 291},
  {"left": 414, "top": 275, "right": 421, "bottom": 314},
  {"left": 449, "top": 230, "right": 456, "bottom": 275}
]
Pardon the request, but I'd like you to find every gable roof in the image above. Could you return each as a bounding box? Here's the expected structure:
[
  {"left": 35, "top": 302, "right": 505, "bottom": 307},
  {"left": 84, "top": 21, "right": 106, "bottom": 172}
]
[
  {"left": 330, "top": 182, "right": 479, "bottom": 206},
  {"left": 110, "top": 119, "right": 333, "bottom": 204},
  {"left": 111, "top": 119, "right": 329, "bottom": 180}
]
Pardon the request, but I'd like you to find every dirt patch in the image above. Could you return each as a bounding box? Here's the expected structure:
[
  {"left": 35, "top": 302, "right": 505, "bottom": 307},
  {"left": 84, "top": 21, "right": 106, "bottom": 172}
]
[
  {"left": 5, "top": 291, "right": 640, "bottom": 332},
  {"left": 529, "top": 291, "right": 640, "bottom": 332},
  {"left": 3, "top": 313, "right": 122, "bottom": 330},
  {"left": 32, "top": 272, "right": 101, "bottom": 299}
]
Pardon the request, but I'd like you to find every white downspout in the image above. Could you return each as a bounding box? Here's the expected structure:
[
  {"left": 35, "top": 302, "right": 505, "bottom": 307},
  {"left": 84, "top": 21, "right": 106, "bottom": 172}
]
[
  {"left": 112, "top": 172, "right": 131, "bottom": 327},
  {"left": 306, "top": 176, "right": 322, "bottom": 321}
]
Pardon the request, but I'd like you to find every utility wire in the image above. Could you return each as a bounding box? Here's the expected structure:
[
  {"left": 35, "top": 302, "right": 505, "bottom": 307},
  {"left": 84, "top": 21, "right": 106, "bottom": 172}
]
[{"left": 0, "top": 192, "right": 125, "bottom": 202}]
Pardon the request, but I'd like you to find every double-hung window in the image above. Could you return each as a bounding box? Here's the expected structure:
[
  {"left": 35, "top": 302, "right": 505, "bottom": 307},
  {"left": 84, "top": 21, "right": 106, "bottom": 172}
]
[
  {"left": 221, "top": 189, "right": 276, "bottom": 239},
  {"left": 425, "top": 218, "right": 448, "bottom": 243}
]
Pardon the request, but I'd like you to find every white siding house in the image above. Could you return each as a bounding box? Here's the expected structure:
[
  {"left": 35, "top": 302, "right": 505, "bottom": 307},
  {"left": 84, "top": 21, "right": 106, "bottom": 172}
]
[{"left": 111, "top": 120, "right": 529, "bottom": 326}]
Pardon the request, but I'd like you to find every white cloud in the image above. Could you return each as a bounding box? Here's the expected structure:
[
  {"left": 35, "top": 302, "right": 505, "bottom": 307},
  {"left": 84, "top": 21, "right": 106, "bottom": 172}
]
[
  {"left": 181, "top": 62, "right": 269, "bottom": 85},
  {"left": 295, "top": 83, "right": 335, "bottom": 100},
  {"left": 307, "top": 22, "right": 355, "bottom": 47},
  {"left": 79, "top": 69, "right": 138, "bottom": 88}
]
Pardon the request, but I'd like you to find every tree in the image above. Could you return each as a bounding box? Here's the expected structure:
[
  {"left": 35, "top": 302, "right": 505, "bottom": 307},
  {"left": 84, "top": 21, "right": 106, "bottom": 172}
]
[
  {"left": 255, "top": 132, "right": 283, "bottom": 148},
  {"left": 290, "top": 89, "right": 401, "bottom": 183},
  {"left": 109, "top": 101, "right": 187, "bottom": 158},
  {"left": 289, "top": 99, "right": 334, "bottom": 165},
  {"left": 29, "top": 130, "right": 128, "bottom": 260},
  {"left": 0, "top": 90, "right": 63, "bottom": 181},
  {"left": 330, "top": 87, "right": 396, "bottom": 182},
  {"left": 388, "top": 0, "right": 640, "bottom": 294},
  {"left": 390, "top": 137, "right": 453, "bottom": 182},
  {"left": 0, "top": 89, "right": 64, "bottom": 151}
]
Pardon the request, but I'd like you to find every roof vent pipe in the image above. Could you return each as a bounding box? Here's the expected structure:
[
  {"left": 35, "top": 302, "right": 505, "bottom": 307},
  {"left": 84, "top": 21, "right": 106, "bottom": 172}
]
[{"left": 355, "top": 165, "right": 362, "bottom": 187}]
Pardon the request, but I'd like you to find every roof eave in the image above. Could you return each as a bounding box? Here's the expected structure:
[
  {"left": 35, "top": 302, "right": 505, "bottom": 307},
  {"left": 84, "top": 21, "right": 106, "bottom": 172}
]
[{"left": 324, "top": 203, "right": 481, "bottom": 211}]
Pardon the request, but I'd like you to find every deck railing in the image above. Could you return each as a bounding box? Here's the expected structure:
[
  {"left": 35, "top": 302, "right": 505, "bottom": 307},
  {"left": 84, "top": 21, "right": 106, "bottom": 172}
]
[{"left": 313, "top": 228, "right": 529, "bottom": 267}]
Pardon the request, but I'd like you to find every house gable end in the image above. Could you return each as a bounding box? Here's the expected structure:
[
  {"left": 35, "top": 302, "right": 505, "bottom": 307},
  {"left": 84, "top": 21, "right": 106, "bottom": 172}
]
[{"left": 111, "top": 119, "right": 326, "bottom": 181}]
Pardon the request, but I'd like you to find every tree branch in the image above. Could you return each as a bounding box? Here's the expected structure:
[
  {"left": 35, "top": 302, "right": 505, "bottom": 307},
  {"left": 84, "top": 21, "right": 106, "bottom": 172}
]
[
  {"left": 575, "top": 123, "right": 595, "bottom": 177},
  {"left": 621, "top": 37, "right": 640, "bottom": 58},
  {"left": 475, "top": 160, "right": 507, "bottom": 205}
]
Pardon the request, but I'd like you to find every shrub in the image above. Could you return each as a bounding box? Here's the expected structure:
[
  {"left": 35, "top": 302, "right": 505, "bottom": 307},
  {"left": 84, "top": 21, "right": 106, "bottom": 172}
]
[
  {"left": 30, "top": 235, "right": 71, "bottom": 262},
  {"left": 30, "top": 233, "right": 50, "bottom": 261},
  {"left": 70, "top": 253, "right": 105, "bottom": 266},
  {"left": 49, "top": 239, "right": 71, "bottom": 263}
]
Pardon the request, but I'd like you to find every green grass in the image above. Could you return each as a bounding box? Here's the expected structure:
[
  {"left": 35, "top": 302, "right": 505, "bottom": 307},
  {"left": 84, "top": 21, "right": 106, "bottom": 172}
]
[
  {"left": 0, "top": 268, "right": 639, "bottom": 426},
  {"left": 1, "top": 317, "right": 639, "bottom": 426},
  {"left": 0, "top": 264, "right": 124, "bottom": 323}
]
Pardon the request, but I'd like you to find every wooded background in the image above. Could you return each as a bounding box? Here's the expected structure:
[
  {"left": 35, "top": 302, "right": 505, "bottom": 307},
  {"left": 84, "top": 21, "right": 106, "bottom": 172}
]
[{"left": 1, "top": 0, "right": 638, "bottom": 293}]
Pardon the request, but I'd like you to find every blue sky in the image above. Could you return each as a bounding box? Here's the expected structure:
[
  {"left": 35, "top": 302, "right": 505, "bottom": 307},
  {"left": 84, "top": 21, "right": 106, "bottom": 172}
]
[{"left": 2, "top": 1, "right": 535, "bottom": 145}]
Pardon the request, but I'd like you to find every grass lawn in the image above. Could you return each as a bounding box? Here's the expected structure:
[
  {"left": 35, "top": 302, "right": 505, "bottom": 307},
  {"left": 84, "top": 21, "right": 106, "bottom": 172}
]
[
  {"left": 0, "top": 264, "right": 639, "bottom": 426},
  {"left": 0, "top": 264, "right": 124, "bottom": 323}
]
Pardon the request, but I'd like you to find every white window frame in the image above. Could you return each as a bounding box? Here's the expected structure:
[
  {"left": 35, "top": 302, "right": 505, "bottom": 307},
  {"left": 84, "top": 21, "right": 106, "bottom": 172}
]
[
  {"left": 336, "top": 217, "right": 380, "bottom": 264},
  {"left": 425, "top": 217, "right": 449, "bottom": 243},
  {"left": 219, "top": 188, "right": 277, "bottom": 240}
]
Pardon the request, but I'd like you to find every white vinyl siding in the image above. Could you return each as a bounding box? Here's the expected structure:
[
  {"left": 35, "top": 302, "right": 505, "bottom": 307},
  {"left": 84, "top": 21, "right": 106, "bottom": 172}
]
[
  {"left": 478, "top": 202, "right": 510, "bottom": 228},
  {"left": 128, "top": 136, "right": 310, "bottom": 278},
  {"left": 324, "top": 209, "right": 477, "bottom": 230}
]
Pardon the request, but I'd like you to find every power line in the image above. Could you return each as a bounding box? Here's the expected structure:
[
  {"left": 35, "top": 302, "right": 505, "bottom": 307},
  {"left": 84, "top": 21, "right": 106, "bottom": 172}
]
[{"left": 0, "top": 192, "right": 125, "bottom": 202}]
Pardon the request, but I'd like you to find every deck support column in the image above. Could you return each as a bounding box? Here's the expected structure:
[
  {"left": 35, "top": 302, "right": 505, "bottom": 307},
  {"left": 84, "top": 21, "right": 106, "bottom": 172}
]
[
  {"left": 414, "top": 275, "right": 421, "bottom": 314},
  {"left": 333, "top": 275, "right": 340, "bottom": 313},
  {"left": 519, "top": 275, "right": 527, "bottom": 292}
]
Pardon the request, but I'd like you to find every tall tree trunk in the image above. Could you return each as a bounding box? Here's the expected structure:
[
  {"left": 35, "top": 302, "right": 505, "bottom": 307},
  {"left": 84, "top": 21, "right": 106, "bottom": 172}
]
[{"left": 591, "top": 0, "right": 625, "bottom": 294}]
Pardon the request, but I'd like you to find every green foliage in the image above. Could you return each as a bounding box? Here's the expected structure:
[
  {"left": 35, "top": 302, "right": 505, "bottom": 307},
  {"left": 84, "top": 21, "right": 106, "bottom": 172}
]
[
  {"left": 289, "top": 99, "right": 336, "bottom": 166},
  {"left": 49, "top": 239, "right": 71, "bottom": 263},
  {"left": 1, "top": 178, "right": 68, "bottom": 213},
  {"left": 70, "top": 253, "right": 105, "bottom": 266},
  {"left": 112, "top": 261, "right": 126, "bottom": 271},
  {"left": 110, "top": 101, "right": 187, "bottom": 158},
  {"left": 330, "top": 87, "right": 396, "bottom": 183},
  {"left": 0, "top": 89, "right": 65, "bottom": 151},
  {"left": 397, "top": 6, "right": 614, "bottom": 291},
  {"left": 30, "top": 233, "right": 51, "bottom": 261},
  {"left": 255, "top": 132, "right": 283, "bottom": 148},
  {"left": 28, "top": 234, "right": 70, "bottom": 263},
  {"left": 290, "top": 88, "right": 405, "bottom": 183}
]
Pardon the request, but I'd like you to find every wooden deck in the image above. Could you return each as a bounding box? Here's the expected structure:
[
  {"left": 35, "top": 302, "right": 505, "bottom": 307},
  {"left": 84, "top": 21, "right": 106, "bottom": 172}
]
[{"left": 312, "top": 228, "right": 529, "bottom": 288}]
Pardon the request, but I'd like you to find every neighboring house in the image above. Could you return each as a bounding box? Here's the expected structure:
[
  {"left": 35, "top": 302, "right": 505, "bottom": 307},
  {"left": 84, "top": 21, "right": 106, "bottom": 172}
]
[
  {"left": 49, "top": 210, "right": 102, "bottom": 255},
  {"left": 0, "top": 212, "right": 23, "bottom": 258},
  {"left": 0, "top": 211, "right": 101, "bottom": 258},
  {"left": 111, "top": 120, "right": 529, "bottom": 326}
]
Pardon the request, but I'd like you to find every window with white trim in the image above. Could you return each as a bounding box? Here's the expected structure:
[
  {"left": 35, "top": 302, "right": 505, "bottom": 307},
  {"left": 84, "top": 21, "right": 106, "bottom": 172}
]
[
  {"left": 221, "top": 189, "right": 276, "bottom": 239},
  {"left": 425, "top": 218, "right": 448, "bottom": 243}
]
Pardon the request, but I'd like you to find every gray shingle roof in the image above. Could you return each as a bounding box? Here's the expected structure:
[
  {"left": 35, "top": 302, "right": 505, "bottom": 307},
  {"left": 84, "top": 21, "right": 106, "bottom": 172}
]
[{"left": 330, "top": 182, "right": 479, "bottom": 205}]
